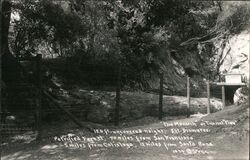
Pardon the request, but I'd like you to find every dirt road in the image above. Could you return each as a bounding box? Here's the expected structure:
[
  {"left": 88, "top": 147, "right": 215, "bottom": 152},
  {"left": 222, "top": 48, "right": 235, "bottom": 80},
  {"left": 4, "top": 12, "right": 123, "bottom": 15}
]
[{"left": 1, "top": 105, "right": 249, "bottom": 160}]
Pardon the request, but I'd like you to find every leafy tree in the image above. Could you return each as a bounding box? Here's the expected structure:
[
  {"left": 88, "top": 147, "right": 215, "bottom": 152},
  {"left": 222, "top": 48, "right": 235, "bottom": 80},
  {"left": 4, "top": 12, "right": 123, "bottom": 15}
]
[
  {"left": 3, "top": 0, "right": 249, "bottom": 91},
  {"left": 8, "top": 0, "right": 87, "bottom": 58}
]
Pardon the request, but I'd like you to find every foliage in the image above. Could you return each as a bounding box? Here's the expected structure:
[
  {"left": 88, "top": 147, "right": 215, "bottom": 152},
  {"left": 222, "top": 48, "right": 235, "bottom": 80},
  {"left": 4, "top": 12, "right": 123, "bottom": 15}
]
[
  {"left": 10, "top": 0, "right": 87, "bottom": 57},
  {"left": 7, "top": 0, "right": 250, "bottom": 90}
]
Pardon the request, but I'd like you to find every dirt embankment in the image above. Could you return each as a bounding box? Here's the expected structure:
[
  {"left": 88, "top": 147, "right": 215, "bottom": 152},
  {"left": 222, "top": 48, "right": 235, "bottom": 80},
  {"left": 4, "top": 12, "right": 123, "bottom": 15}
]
[{"left": 57, "top": 89, "right": 223, "bottom": 124}]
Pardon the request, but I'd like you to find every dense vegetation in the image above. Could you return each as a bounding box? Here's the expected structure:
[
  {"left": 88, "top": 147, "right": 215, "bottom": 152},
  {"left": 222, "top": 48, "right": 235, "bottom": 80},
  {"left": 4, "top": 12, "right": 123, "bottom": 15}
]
[{"left": 2, "top": 0, "right": 250, "bottom": 92}]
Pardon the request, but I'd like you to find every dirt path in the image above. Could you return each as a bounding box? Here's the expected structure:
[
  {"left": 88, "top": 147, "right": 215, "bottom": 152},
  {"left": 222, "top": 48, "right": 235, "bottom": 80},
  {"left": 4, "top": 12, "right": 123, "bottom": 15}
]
[{"left": 1, "top": 105, "right": 249, "bottom": 160}]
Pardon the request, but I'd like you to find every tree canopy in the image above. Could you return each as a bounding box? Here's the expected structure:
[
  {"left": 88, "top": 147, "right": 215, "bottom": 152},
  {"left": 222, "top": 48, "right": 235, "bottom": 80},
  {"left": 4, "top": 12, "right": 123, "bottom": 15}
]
[{"left": 2, "top": 0, "right": 250, "bottom": 90}]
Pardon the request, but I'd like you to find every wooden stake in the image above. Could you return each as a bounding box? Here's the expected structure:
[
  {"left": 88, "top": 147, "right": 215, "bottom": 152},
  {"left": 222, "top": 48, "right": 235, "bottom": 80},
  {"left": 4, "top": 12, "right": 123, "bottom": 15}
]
[
  {"left": 206, "top": 81, "right": 210, "bottom": 114},
  {"left": 159, "top": 72, "right": 164, "bottom": 120},
  {"left": 36, "top": 54, "right": 42, "bottom": 140},
  {"left": 0, "top": 1, "right": 2, "bottom": 156},
  {"left": 115, "top": 65, "right": 121, "bottom": 126},
  {"left": 222, "top": 85, "right": 225, "bottom": 109},
  {"left": 187, "top": 76, "right": 190, "bottom": 117}
]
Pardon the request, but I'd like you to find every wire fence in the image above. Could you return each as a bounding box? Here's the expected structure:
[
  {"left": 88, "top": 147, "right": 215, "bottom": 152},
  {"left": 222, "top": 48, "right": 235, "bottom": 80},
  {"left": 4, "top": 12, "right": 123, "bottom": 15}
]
[{"left": 1, "top": 57, "right": 248, "bottom": 140}]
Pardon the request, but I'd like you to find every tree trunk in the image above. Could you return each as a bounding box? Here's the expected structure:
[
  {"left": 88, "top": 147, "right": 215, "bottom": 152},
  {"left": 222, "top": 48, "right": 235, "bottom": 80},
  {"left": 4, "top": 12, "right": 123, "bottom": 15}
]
[
  {"left": 1, "top": 0, "right": 23, "bottom": 84},
  {"left": 1, "top": 0, "right": 11, "bottom": 55},
  {"left": 1, "top": 0, "right": 12, "bottom": 125}
]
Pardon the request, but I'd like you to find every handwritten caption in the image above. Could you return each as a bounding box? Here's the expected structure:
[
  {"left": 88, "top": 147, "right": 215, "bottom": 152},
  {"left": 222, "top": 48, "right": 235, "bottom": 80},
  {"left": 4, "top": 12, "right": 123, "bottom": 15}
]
[{"left": 53, "top": 119, "right": 236, "bottom": 155}]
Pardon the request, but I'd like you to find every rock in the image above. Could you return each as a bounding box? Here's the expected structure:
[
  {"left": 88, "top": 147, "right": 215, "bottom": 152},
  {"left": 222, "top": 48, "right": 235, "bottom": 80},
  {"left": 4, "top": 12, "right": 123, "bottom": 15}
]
[
  {"left": 219, "top": 30, "right": 249, "bottom": 80},
  {"left": 234, "top": 87, "right": 248, "bottom": 105}
]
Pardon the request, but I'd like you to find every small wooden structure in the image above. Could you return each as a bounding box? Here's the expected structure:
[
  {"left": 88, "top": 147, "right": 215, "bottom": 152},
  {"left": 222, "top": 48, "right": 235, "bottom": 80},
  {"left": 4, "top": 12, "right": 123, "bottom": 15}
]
[{"left": 216, "top": 73, "right": 247, "bottom": 108}]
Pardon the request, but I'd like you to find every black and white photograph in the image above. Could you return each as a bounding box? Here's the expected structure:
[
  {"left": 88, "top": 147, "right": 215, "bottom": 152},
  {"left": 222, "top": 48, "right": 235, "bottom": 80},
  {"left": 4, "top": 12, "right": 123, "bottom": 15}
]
[{"left": 0, "top": 0, "right": 249, "bottom": 159}]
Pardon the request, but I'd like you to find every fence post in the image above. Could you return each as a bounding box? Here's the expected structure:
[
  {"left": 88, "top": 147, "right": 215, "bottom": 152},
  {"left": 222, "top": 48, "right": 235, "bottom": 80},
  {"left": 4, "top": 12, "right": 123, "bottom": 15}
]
[
  {"left": 222, "top": 85, "right": 225, "bottom": 109},
  {"left": 206, "top": 81, "right": 210, "bottom": 114},
  {"left": 115, "top": 65, "right": 121, "bottom": 126},
  {"left": 187, "top": 76, "right": 190, "bottom": 117},
  {"left": 159, "top": 72, "right": 164, "bottom": 120},
  {"left": 0, "top": 34, "right": 2, "bottom": 159},
  {"left": 36, "top": 54, "right": 42, "bottom": 140}
]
